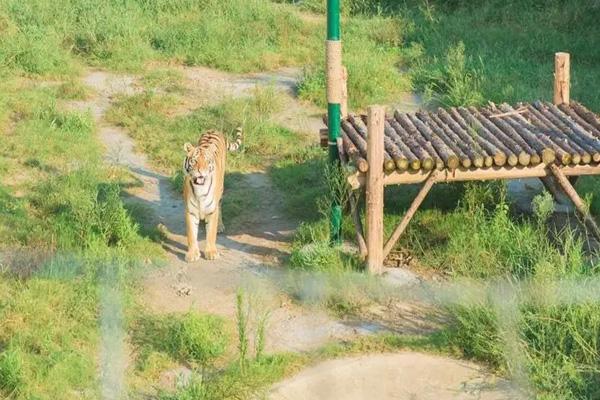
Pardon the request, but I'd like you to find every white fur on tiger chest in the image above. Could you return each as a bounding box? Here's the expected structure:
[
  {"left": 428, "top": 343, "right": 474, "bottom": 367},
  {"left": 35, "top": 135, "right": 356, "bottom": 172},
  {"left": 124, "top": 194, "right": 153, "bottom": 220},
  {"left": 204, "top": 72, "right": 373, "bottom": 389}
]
[{"left": 190, "top": 175, "right": 217, "bottom": 220}]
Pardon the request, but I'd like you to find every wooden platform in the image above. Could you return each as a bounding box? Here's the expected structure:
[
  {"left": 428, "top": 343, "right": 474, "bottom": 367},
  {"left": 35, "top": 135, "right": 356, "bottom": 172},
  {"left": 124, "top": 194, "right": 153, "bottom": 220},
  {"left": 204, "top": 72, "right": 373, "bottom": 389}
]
[
  {"left": 327, "top": 52, "right": 600, "bottom": 274},
  {"left": 340, "top": 101, "right": 600, "bottom": 184}
]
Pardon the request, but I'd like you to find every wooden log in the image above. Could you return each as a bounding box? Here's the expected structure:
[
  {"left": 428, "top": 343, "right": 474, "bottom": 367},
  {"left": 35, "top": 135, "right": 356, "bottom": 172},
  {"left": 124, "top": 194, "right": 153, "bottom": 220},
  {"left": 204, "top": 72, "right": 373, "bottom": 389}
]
[
  {"left": 347, "top": 116, "right": 396, "bottom": 172},
  {"left": 571, "top": 102, "right": 600, "bottom": 137},
  {"left": 549, "top": 164, "right": 600, "bottom": 240},
  {"left": 403, "top": 113, "right": 461, "bottom": 170},
  {"left": 342, "top": 134, "right": 369, "bottom": 172},
  {"left": 441, "top": 108, "right": 505, "bottom": 167},
  {"left": 436, "top": 108, "right": 493, "bottom": 167},
  {"left": 383, "top": 171, "right": 437, "bottom": 258},
  {"left": 522, "top": 103, "right": 584, "bottom": 165},
  {"left": 358, "top": 115, "right": 410, "bottom": 171},
  {"left": 482, "top": 104, "right": 541, "bottom": 165},
  {"left": 388, "top": 118, "right": 433, "bottom": 171},
  {"left": 546, "top": 102, "right": 600, "bottom": 161},
  {"left": 558, "top": 103, "right": 600, "bottom": 150},
  {"left": 366, "top": 106, "right": 385, "bottom": 274},
  {"left": 518, "top": 103, "right": 575, "bottom": 165},
  {"left": 416, "top": 111, "right": 475, "bottom": 168},
  {"left": 395, "top": 112, "right": 445, "bottom": 170},
  {"left": 457, "top": 107, "right": 522, "bottom": 167},
  {"left": 554, "top": 52, "right": 570, "bottom": 106},
  {"left": 531, "top": 102, "right": 595, "bottom": 164},
  {"left": 492, "top": 104, "right": 556, "bottom": 164},
  {"left": 384, "top": 120, "right": 418, "bottom": 171},
  {"left": 429, "top": 112, "right": 485, "bottom": 168},
  {"left": 464, "top": 106, "right": 525, "bottom": 167}
]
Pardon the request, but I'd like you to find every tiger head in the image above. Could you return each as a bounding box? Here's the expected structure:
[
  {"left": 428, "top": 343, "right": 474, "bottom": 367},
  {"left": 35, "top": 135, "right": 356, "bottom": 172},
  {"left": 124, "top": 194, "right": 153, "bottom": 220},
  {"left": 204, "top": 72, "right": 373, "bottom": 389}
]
[{"left": 183, "top": 142, "right": 215, "bottom": 186}]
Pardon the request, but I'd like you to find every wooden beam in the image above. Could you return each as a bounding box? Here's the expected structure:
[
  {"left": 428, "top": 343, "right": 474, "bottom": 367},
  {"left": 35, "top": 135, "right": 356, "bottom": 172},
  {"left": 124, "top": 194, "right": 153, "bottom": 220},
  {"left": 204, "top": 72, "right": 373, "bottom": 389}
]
[
  {"left": 554, "top": 52, "right": 570, "bottom": 106},
  {"left": 548, "top": 164, "right": 600, "bottom": 240},
  {"left": 366, "top": 105, "right": 385, "bottom": 274},
  {"left": 383, "top": 171, "right": 437, "bottom": 259},
  {"left": 347, "top": 164, "right": 600, "bottom": 189}
]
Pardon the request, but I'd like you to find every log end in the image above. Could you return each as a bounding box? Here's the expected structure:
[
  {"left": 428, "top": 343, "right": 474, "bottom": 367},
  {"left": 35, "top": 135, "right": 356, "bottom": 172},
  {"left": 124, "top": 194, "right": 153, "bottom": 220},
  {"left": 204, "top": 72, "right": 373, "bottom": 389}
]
[
  {"left": 421, "top": 158, "right": 434, "bottom": 171},
  {"left": 461, "top": 158, "right": 472, "bottom": 169},
  {"left": 518, "top": 152, "right": 531, "bottom": 166},
  {"left": 447, "top": 155, "right": 460, "bottom": 170},
  {"left": 581, "top": 152, "right": 592, "bottom": 165},
  {"left": 410, "top": 159, "right": 421, "bottom": 171},
  {"left": 396, "top": 158, "right": 409, "bottom": 171},
  {"left": 493, "top": 152, "right": 507, "bottom": 167},
  {"left": 571, "top": 154, "right": 582, "bottom": 165},
  {"left": 593, "top": 153, "right": 600, "bottom": 163},
  {"left": 530, "top": 154, "right": 542, "bottom": 166},
  {"left": 560, "top": 153, "right": 572, "bottom": 166},
  {"left": 357, "top": 159, "right": 369, "bottom": 173},
  {"left": 541, "top": 149, "right": 556, "bottom": 165},
  {"left": 507, "top": 154, "right": 519, "bottom": 167},
  {"left": 484, "top": 156, "right": 494, "bottom": 168},
  {"left": 473, "top": 157, "right": 485, "bottom": 169},
  {"left": 384, "top": 159, "right": 396, "bottom": 172}
]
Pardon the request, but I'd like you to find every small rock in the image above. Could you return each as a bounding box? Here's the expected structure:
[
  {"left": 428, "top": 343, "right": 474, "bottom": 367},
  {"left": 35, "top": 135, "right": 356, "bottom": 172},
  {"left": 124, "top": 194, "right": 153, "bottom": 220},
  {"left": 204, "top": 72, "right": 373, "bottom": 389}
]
[{"left": 382, "top": 268, "right": 420, "bottom": 287}]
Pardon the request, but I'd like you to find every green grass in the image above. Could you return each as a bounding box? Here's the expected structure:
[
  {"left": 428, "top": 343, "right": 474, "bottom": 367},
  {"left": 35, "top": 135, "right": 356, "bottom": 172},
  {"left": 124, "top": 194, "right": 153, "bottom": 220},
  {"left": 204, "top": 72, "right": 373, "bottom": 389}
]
[{"left": 0, "top": 75, "right": 160, "bottom": 398}]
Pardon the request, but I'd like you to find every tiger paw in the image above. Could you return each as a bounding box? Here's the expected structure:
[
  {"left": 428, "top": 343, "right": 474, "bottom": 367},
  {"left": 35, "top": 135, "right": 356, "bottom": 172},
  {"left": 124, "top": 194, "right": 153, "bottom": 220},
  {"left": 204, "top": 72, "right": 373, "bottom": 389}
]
[
  {"left": 204, "top": 248, "right": 220, "bottom": 260},
  {"left": 185, "top": 248, "right": 201, "bottom": 263}
]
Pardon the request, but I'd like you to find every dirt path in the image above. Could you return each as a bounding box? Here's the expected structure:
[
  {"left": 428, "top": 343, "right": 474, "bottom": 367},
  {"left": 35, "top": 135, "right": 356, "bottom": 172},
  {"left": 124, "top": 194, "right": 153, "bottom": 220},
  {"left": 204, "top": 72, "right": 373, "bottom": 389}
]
[
  {"left": 270, "top": 353, "right": 520, "bottom": 400},
  {"left": 67, "top": 68, "right": 383, "bottom": 355},
  {"left": 65, "top": 67, "right": 518, "bottom": 398}
]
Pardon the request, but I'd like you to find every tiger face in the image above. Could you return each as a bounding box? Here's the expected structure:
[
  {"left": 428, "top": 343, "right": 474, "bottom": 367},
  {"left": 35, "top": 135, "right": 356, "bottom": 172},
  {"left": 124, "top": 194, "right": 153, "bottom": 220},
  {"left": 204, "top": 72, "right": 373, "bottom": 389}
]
[{"left": 183, "top": 143, "right": 215, "bottom": 186}]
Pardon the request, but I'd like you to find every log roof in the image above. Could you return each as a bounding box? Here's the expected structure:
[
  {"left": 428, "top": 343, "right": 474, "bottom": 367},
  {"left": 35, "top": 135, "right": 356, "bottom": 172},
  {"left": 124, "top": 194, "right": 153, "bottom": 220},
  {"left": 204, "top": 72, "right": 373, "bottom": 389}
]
[{"left": 340, "top": 101, "right": 600, "bottom": 173}]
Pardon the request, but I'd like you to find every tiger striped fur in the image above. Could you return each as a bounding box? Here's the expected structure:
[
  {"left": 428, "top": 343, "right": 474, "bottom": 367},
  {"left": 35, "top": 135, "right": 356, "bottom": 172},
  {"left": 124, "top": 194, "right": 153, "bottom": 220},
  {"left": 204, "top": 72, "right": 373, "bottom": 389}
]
[{"left": 182, "top": 128, "right": 242, "bottom": 262}]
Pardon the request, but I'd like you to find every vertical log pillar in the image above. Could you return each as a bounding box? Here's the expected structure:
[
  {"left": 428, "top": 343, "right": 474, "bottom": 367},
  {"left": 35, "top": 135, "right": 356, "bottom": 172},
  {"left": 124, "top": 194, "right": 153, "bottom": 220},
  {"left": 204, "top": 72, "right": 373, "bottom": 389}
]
[
  {"left": 366, "top": 106, "right": 385, "bottom": 274},
  {"left": 341, "top": 66, "right": 348, "bottom": 119},
  {"left": 326, "top": 0, "right": 343, "bottom": 244},
  {"left": 554, "top": 52, "right": 570, "bottom": 105}
]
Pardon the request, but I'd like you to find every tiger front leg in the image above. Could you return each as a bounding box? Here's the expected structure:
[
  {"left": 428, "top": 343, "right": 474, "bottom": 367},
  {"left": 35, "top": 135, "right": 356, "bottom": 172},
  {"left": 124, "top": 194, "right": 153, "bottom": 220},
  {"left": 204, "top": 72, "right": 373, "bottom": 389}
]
[
  {"left": 185, "top": 211, "right": 201, "bottom": 263},
  {"left": 204, "top": 209, "right": 220, "bottom": 260}
]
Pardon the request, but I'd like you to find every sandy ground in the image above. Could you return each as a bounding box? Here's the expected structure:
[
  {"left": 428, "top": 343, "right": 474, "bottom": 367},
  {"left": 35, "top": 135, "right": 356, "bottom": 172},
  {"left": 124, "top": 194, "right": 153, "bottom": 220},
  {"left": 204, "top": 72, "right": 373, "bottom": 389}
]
[
  {"left": 270, "top": 353, "right": 521, "bottom": 400},
  {"left": 64, "top": 66, "right": 519, "bottom": 398}
]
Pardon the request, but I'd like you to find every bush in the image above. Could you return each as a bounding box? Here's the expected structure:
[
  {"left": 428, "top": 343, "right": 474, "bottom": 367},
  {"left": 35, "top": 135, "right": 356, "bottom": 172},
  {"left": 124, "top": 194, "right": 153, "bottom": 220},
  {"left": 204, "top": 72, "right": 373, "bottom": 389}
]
[{"left": 166, "top": 313, "right": 228, "bottom": 367}]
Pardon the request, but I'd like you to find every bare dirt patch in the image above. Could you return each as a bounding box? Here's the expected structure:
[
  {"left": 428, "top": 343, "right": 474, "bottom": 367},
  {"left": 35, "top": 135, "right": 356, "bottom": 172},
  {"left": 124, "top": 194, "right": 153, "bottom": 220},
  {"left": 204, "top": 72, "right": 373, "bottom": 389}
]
[{"left": 270, "top": 352, "right": 521, "bottom": 400}]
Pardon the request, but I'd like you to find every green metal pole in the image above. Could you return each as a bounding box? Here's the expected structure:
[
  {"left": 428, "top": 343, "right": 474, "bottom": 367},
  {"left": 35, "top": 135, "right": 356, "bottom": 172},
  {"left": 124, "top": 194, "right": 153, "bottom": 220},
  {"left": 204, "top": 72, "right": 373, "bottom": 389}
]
[{"left": 327, "top": 0, "right": 342, "bottom": 245}]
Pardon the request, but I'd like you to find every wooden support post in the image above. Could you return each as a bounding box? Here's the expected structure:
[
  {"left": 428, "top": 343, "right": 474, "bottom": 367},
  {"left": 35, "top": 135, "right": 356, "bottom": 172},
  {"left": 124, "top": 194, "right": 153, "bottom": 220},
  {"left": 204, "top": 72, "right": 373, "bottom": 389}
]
[
  {"left": 341, "top": 66, "right": 348, "bottom": 119},
  {"left": 554, "top": 52, "right": 570, "bottom": 106},
  {"left": 366, "top": 105, "right": 385, "bottom": 274},
  {"left": 337, "top": 137, "right": 367, "bottom": 258},
  {"left": 548, "top": 164, "right": 600, "bottom": 240},
  {"left": 540, "top": 53, "right": 577, "bottom": 191},
  {"left": 350, "top": 192, "right": 368, "bottom": 259},
  {"left": 383, "top": 172, "right": 437, "bottom": 259}
]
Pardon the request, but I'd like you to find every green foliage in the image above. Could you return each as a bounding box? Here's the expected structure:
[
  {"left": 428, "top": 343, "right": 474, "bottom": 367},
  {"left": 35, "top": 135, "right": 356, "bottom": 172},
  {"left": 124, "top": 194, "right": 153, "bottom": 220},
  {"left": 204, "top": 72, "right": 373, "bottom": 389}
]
[
  {"left": 0, "top": 348, "right": 24, "bottom": 398},
  {"left": 298, "top": 15, "right": 412, "bottom": 108},
  {"left": 168, "top": 313, "right": 228, "bottom": 367}
]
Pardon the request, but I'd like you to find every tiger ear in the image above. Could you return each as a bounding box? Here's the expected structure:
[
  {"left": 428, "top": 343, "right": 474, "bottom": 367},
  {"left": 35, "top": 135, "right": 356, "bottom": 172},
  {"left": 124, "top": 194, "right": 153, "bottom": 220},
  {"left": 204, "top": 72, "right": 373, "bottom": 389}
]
[{"left": 184, "top": 143, "right": 194, "bottom": 153}]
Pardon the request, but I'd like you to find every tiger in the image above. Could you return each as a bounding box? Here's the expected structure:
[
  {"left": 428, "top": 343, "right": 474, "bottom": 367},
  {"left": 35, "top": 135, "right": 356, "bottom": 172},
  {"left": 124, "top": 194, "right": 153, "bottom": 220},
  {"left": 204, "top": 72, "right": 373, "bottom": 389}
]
[{"left": 182, "top": 128, "right": 242, "bottom": 262}]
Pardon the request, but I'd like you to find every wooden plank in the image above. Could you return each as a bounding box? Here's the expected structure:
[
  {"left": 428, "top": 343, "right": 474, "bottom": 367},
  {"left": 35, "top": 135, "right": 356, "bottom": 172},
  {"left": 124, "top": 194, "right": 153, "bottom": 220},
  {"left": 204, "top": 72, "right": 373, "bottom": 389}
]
[
  {"left": 548, "top": 164, "right": 600, "bottom": 239},
  {"left": 554, "top": 52, "right": 570, "bottom": 105},
  {"left": 383, "top": 172, "right": 437, "bottom": 258},
  {"left": 366, "top": 105, "right": 386, "bottom": 274},
  {"left": 347, "top": 163, "right": 600, "bottom": 189}
]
